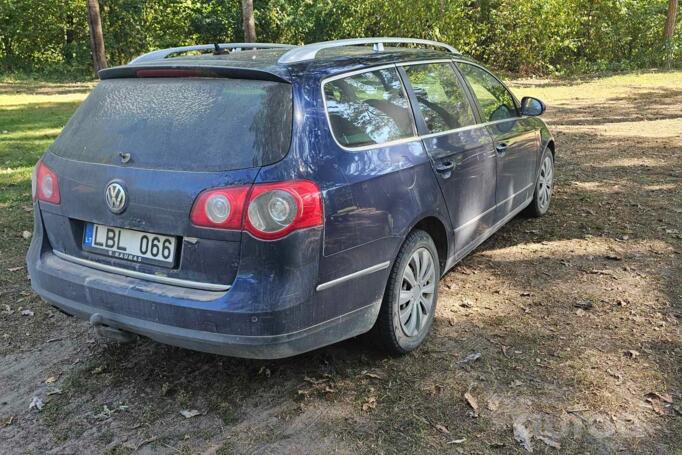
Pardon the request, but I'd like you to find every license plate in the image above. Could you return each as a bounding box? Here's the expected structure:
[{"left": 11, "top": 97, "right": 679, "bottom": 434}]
[{"left": 83, "top": 223, "right": 177, "bottom": 267}]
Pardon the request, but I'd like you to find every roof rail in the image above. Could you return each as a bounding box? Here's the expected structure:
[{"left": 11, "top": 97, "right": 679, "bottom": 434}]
[
  {"left": 129, "top": 43, "right": 294, "bottom": 65},
  {"left": 278, "top": 37, "right": 459, "bottom": 64}
]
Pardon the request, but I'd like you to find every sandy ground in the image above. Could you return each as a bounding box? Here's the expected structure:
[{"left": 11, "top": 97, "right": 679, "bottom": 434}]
[{"left": 0, "top": 72, "right": 680, "bottom": 454}]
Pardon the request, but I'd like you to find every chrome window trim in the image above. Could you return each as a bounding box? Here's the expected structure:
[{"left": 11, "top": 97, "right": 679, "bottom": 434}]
[
  {"left": 320, "top": 64, "right": 420, "bottom": 152},
  {"left": 320, "top": 59, "right": 527, "bottom": 153},
  {"left": 316, "top": 261, "right": 391, "bottom": 292},
  {"left": 398, "top": 58, "right": 454, "bottom": 67},
  {"left": 52, "top": 250, "right": 231, "bottom": 292}
]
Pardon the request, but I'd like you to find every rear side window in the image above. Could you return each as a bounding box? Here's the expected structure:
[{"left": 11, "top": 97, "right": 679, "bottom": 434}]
[
  {"left": 323, "top": 68, "right": 415, "bottom": 149},
  {"left": 50, "top": 78, "right": 293, "bottom": 172},
  {"left": 457, "top": 63, "right": 518, "bottom": 123},
  {"left": 404, "top": 63, "right": 476, "bottom": 133}
]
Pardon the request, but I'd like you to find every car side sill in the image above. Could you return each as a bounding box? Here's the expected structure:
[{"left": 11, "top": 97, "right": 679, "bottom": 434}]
[
  {"left": 316, "top": 261, "right": 391, "bottom": 292},
  {"left": 52, "top": 250, "right": 231, "bottom": 292},
  {"left": 454, "top": 183, "right": 533, "bottom": 233},
  {"left": 446, "top": 196, "right": 532, "bottom": 272}
]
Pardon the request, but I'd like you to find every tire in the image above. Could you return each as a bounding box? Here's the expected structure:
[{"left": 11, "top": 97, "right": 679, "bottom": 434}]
[
  {"left": 373, "top": 229, "right": 440, "bottom": 355},
  {"left": 525, "top": 150, "right": 554, "bottom": 218}
]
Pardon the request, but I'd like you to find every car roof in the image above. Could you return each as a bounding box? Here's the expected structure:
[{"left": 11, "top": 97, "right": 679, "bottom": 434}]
[{"left": 103, "top": 45, "right": 479, "bottom": 83}]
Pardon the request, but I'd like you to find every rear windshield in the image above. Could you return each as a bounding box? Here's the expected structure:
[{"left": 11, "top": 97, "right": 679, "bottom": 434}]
[{"left": 50, "top": 78, "right": 292, "bottom": 171}]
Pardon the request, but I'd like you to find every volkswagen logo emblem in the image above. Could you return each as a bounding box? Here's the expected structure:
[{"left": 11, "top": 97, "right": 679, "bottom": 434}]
[{"left": 105, "top": 182, "right": 127, "bottom": 214}]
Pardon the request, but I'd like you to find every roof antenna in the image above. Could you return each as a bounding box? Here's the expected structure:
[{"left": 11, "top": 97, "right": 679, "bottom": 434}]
[{"left": 213, "top": 43, "right": 226, "bottom": 55}]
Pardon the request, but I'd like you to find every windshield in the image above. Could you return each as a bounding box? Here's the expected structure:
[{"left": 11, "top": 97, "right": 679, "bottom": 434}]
[{"left": 50, "top": 78, "right": 292, "bottom": 171}]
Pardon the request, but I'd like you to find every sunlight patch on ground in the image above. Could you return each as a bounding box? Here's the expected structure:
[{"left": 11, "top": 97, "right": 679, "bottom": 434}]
[
  {"left": 0, "top": 93, "right": 88, "bottom": 108},
  {"left": 590, "top": 157, "right": 669, "bottom": 168},
  {"left": 0, "top": 128, "right": 62, "bottom": 140},
  {"left": 478, "top": 238, "right": 672, "bottom": 262},
  {"left": 559, "top": 118, "right": 682, "bottom": 139}
]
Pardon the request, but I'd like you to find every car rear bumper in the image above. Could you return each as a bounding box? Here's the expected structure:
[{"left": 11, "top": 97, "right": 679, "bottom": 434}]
[
  {"left": 26, "top": 210, "right": 382, "bottom": 359},
  {"left": 35, "top": 277, "right": 379, "bottom": 359}
]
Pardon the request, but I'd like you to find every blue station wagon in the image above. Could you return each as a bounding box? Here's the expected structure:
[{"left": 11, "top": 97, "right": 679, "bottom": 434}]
[{"left": 27, "top": 38, "right": 555, "bottom": 358}]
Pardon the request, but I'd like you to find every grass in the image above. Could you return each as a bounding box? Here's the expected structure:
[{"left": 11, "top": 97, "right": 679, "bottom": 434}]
[{"left": 0, "top": 72, "right": 681, "bottom": 454}]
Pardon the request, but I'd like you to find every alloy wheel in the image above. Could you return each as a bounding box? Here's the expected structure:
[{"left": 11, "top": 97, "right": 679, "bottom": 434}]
[
  {"left": 398, "top": 247, "right": 436, "bottom": 337},
  {"left": 537, "top": 155, "right": 554, "bottom": 212}
]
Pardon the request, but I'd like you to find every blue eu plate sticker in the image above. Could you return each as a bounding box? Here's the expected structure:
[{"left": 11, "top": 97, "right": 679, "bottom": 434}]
[{"left": 84, "top": 223, "right": 94, "bottom": 246}]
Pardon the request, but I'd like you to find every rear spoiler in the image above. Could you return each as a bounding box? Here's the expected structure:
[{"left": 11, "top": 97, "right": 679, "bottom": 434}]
[{"left": 98, "top": 65, "right": 290, "bottom": 84}]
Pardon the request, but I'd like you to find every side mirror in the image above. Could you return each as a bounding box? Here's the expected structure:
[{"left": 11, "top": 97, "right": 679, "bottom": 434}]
[{"left": 520, "top": 96, "right": 546, "bottom": 116}]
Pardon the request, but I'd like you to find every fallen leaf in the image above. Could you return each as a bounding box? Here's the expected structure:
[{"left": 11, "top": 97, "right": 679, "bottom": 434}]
[
  {"left": 606, "top": 369, "right": 623, "bottom": 382},
  {"left": 46, "top": 388, "right": 62, "bottom": 396},
  {"left": 624, "top": 350, "right": 640, "bottom": 359},
  {"left": 361, "top": 396, "right": 377, "bottom": 412},
  {"left": 457, "top": 352, "right": 481, "bottom": 364},
  {"left": 520, "top": 291, "right": 532, "bottom": 297},
  {"left": 567, "top": 406, "right": 589, "bottom": 413},
  {"left": 363, "top": 371, "right": 383, "bottom": 380},
  {"left": 7, "top": 266, "right": 23, "bottom": 272},
  {"left": 645, "top": 398, "right": 667, "bottom": 415},
  {"left": 45, "top": 375, "right": 58, "bottom": 384},
  {"left": 537, "top": 435, "right": 561, "bottom": 449},
  {"left": 435, "top": 424, "right": 450, "bottom": 434},
  {"left": 574, "top": 300, "right": 593, "bottom": 310},
  {"left": 20, "top": 309, "right": 34, "bottom": 317},
  {"left": 179, "top": 409, "right": 201, "bottom": 419},
  {"left": 513, "top": 420, "right": 533, "bottom": 452},
  {"left": 21, "top": 231, "right": 32, "bottom": 240},
  {"left": 460, "top": 299, "right": 473, "bottom": 308},
  {"left": 29, "top": 396, "right": 44, "bottom": 411},
  {"left": 464, "top": 391, "right": 479, "bottom": 414},
  {"left": 1, "top": 416, "right": 14, "bottom": 428},
  {"left": 447, "top": 438, "right": 466, "bottom": 444}
]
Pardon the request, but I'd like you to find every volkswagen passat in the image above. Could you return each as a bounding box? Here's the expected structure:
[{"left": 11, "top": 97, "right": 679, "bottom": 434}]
[{"left": 27, "top": 38, "right": 555, "bottom": 358}]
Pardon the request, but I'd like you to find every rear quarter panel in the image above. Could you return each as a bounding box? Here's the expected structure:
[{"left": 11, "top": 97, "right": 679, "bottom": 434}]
[{"left": 286, "top": 71, "right": 452, "bottom": 284}]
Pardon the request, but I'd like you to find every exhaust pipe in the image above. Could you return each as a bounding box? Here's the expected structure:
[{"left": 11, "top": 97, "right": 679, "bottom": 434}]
[{"left": 90, "top": 313, "right": 138, "bottom": 343}]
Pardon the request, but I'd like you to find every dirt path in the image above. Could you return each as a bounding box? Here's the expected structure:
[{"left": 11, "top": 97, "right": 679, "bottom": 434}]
[{"left": 1, "top": 73, "right": 680, "bottom": 454}]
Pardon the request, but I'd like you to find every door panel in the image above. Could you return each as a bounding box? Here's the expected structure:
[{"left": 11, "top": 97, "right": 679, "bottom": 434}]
[
  {"left": 457, "top": 63, "right": 538, "bottom": 222},
  {"left": 422, "top": 130, "right": 496, "bottom": 253},
  {"left": 487, "top": 119, "right": 539, "bottom": 217},
  {"left": 402, "top": 62, "right": 497, "bottom": 255}
]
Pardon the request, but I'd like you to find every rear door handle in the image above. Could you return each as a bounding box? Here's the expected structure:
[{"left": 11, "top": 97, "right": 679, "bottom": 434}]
[
  {"left": 436, "top": 160, "right": 455, "bottom": 178},
  {"left": 495, "top": 143, "right": 508, "bottom": 154}
]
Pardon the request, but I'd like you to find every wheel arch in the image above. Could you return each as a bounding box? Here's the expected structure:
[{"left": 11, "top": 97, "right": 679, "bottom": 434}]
[
  {"left": 547, "top": 139, "right": 556, "bottom": 158},
  {"left": 410, "top": 215, "right": 450, "bottom": 274}
]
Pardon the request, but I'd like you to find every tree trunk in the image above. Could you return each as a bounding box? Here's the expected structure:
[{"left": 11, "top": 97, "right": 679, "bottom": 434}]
[
  {"left": 86, "top": 0, "right": 107, "bottom": 73},
  {"left": 664, "top": 0, "right": 678, "bottom": 44},
  {"left": 241, "top": 0, "right": 257, "bottom": 43},
  {"left": 664, "top": 0, "right": 678, "bottom": 68}
]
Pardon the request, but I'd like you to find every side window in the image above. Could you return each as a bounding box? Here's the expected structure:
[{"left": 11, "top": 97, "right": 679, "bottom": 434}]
[
  {"left": 457, "top": 63, "right": 518, "bottom": 123},
  {"left": 404, "top": 63, "right": 476, "bottom": 133},
  {"left": 323, "top": 67, "right": 415, "bottom": 148}
]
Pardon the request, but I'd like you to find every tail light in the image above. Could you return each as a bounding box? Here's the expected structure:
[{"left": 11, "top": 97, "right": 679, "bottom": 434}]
[
  {"left": 191, "top": 180, "right": 323, "bottom": 240},
  {"left": 190, "top": 186, "right": 250, "bottom": 229},
  {"left": 33, "top": 161, "right": 61, "bottom": 204}
]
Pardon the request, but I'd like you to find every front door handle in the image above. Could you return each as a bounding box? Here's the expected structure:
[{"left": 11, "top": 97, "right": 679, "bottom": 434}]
[{"left": 495, "top": 143, "right": 508, "bottom": 154}]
